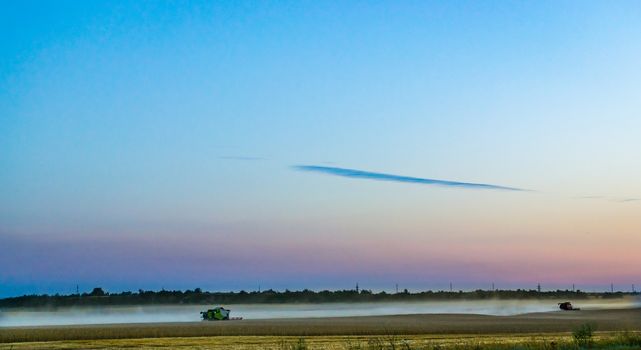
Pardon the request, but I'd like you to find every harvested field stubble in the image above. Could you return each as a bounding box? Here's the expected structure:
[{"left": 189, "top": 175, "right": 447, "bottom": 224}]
[{"left": 2, "top": 333, "right": 641, "bottom": 350}]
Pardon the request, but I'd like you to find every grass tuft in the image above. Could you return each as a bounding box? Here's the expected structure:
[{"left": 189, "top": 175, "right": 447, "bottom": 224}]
[{"left": 573, "top": 323, "right": 595, "bottom": 348}]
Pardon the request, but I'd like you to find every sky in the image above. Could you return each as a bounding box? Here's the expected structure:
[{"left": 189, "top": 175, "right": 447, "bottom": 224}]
[{"left": 1, "top": 1, "right": 641, "bottom": 298}]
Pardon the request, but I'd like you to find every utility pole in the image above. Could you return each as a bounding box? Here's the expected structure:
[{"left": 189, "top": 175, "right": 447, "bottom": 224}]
[
  {"left": 492, "top": 282, "right": 495, "bottom": 291},
  {"left": 449, "top": 282, "right": 453, "bottom": 292},
  {"left": 633, "top": 284, "right": 636, "bottom": 293},
  {"left": 572, "top": 284, "right": 575, "bottom": 292},
  {"left": 611, "top": 283, "right": 614, "bottom": 293},
  {"left": 356, "top": 283, "right": 359, "bottom": 293},
  {"left": 537, "top": 283, "right": 541, "bottom": 293},
  {"left": 395, "top": 284, "right": 399, "bottom": 294}
]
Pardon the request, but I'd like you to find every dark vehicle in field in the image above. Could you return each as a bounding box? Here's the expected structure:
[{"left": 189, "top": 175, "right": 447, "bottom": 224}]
[
  {"left": 200, "top": 306, "right": 242, "bottom": 321},
  {"left": 200, "top": 306, "right": 230, "bottom": 320},
  {"left": 558, "top": 301, "right": 580, "bottom": 311}
]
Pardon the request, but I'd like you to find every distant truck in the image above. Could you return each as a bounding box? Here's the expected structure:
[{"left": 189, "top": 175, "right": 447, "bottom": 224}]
[
  {"left": 558, "top": 302, "right": 580, "bottom": 311},
  {"left": 200, "top": 307, "right": 242, "bottom": 321}
]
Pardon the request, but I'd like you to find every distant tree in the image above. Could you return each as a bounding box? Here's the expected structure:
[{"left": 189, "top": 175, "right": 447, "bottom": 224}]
[{"left": 90, "top": 287, "right": 106, "bottom": 296}]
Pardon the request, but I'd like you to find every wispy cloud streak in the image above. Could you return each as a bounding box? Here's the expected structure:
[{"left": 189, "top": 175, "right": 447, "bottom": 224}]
[
  {"left": 294, "top": 165, "right": 528, "bottom": 191},
  {"left": 575, "top": 195, "right": 640, "bottom": 203},
  {"left": 615, "top": 198, "right": 639, "bottom": 203},
  {"left": 575, "top": 195, "right": 605, "bottom": 199},
  {"left": 219, "top": 156, "right": 263, "bottom": 161}
]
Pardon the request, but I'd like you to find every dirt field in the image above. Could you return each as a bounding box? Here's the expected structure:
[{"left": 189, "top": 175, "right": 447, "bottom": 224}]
[{"left": 1, "top": 308, "right": 640, "bottom": 344}]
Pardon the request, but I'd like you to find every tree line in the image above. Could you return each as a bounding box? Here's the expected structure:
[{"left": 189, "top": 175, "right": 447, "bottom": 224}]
[{"left": 0, "top": 288, "right": 635, "bottom": 308}]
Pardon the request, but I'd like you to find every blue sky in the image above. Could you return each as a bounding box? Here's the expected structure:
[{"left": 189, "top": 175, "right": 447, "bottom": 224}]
[{"left": 2, "top": 1, "right": 641, "bottom": 297}]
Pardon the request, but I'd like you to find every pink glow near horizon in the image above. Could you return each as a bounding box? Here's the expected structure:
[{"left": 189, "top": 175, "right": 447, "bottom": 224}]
[{"left": 3, "top": 222, "right": 639, "bottom": 293}]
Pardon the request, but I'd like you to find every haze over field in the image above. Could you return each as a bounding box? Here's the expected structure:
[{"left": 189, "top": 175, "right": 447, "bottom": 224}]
[
  {"left": 2, "top": 1, "right": 641, "bottom": 298},
  {"left": 2, "top": 298, "right": 640, "bottom": 327}
]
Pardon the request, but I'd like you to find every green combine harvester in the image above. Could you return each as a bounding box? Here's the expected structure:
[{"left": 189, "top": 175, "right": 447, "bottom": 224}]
[{"left": 200, "top": 306, "right": 242, "bottom": 321}]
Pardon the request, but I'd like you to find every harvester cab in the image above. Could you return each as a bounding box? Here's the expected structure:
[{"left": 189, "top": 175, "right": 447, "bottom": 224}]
[
  {"left": 558, "top": 302, "right": 580, "bottom": 311},
  {"left": 201, "top": 306, "right": 230, "bottom": 321}
]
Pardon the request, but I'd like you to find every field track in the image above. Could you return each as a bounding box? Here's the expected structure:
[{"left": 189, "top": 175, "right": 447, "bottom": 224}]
[{"left": 1, "top": 308, "right": 640, "bottom": 343}]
